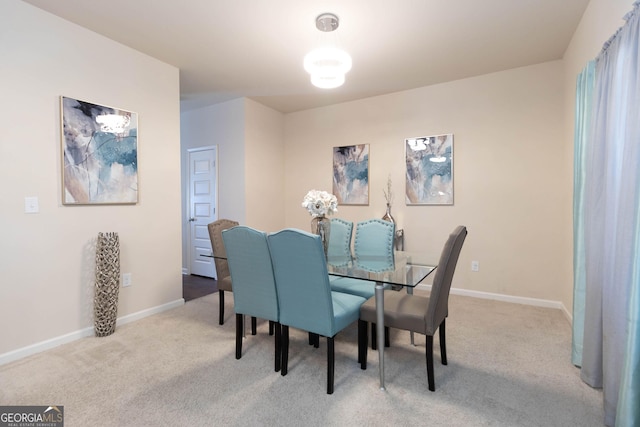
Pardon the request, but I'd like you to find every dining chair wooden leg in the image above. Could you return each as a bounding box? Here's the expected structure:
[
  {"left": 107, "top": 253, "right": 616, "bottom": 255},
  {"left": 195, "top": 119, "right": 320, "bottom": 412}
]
[
  {"left": 308, "top": 332, "right": 320, "bottom": 348},
  {"left": 251, "top": 316, "right": 257, "bottom": 335},
  {"left": 219, "top": 290, "right": 225, "bottom": 325},
  {"left": 281, "top": 325, "right": 289, "bottom": 376},
  {"left": 358, "top": 319, "right": 367, "bottom": 369},
  {"left": 274, "top": 322, "right": 282, "bottom": 372},
  {"left": 439, "top": 319, "right": 447, "bottom": 365},
  {"left": 327, "top": 336, "right": 335, "bottom": 394},
  {"left": 426, "top": 335, "right": 435, "bottom": 392},
  {"left": 371, "top": 323, "right": 376, "bottom": 350},
  {"left": 371, "top": 324, "right": 391, "bottom": 350},
  {"left": 235, "top": 313, "right": 243, "bottom": 359}
]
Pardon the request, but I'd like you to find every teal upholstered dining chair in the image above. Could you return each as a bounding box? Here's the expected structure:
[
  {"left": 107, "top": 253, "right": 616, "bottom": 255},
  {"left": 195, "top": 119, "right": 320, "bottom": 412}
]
[
  {"left": 222, "top": 226, "right": 281, "bottom": 372},
  {"left": 267, "top": 228, "right": 366, "bottom": 394},
  {"left": 329, "top": 218, "right": 395, "bottom": 299},
  {"left": 327, "top": 218, "right": 353, "bottom": 259},
  {"left": 354, "top": 218, "right": 395, "bottom": 259},
  {"left": 359, "top": 226, "right": 468, "bottom": 391},
  {"left": 207, "top": 219, "right": 240, "bottom": 326},
  {"left": 326, "top": 218, "right": 353, "bottom": 298},
  {"left": 331, "top": 219, "right": 395, "bottom": 298},
  {"left": 330, "top": 218, "right": 396, "bottom": 349}
]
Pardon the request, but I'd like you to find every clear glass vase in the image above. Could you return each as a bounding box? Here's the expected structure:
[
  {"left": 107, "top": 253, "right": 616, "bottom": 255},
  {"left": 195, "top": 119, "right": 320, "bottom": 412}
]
[{"left": 311, "top": 215, "right": 331, "bottom": 258}]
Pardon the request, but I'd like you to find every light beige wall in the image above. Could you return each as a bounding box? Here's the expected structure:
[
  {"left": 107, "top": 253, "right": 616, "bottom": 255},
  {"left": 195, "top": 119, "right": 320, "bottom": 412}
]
[
  {"left": 284, "top": 61, "right": 567, "bottom": 302},
  {"left": 0, "top": 2, "right": 182, "bottom": 357},
  {"left": 244, "top": 99, "right": 286, "bottom": 232},
  {"left": 180, "top": 98, "right": 247, "bottom": 270},
  {"left": 179, "top": 99, "right": 285, "bottom": 270},
  {"left": 560, "top": 0, "right": 632, "bottom": 313}
]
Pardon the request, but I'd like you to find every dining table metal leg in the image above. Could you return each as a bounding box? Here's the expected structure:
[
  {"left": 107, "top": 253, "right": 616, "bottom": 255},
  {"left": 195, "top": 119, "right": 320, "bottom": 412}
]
[
  {"left": 407, "top": 287, "right": 415, "bottom": 346},
  {"left": 375, "top": 281, "right": 385, "bottom": 391}
]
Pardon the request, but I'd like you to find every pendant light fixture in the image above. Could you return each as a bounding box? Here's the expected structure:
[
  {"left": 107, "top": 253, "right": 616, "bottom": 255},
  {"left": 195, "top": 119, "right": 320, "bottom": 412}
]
[{"left": 304, "top": 13, "right": 352, "bottom": 89}]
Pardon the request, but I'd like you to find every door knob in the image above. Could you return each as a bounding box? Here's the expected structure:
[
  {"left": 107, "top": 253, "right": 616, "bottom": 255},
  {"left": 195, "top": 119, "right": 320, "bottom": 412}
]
[{"left": 189, "top": 217, "right": 196, "bottom": 222}]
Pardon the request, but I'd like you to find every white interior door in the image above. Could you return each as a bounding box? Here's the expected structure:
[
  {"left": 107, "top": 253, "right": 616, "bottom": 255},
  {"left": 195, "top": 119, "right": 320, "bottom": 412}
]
[{"left": 188, "top": 147, "right": 217, "bottom": 278}]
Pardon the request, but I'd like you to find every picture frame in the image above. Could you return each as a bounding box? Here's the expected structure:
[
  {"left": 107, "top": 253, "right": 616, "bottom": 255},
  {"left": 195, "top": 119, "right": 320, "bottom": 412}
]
[
  {"left": 61, "top": 96, "right": 138, "bottom": 205},
  {"left": 332, "top": 144, "right": 369, "bottom": 205},
  {"left": 405, "top": 134, "right": 453, "bottom": 205}
]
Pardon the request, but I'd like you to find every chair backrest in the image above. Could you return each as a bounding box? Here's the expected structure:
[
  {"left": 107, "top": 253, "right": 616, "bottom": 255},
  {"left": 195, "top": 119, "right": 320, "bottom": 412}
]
[
  {"left": 425, "top": 226, "right": 468, "bottom": 334},
  {"left": 207, "top": 219, "right": 239, "bottom": 281},
  {"left": 354, "top": 218, "right": 395, "bottom": 259},
  {"left": 222, "top": 226, "right": 278, "bottom": 322},
  {"left": 327, "top": 218, "right": 353, "bottom": 259},
  {"left": 268, "top": 228, "right": 336, "bottom": 337}
]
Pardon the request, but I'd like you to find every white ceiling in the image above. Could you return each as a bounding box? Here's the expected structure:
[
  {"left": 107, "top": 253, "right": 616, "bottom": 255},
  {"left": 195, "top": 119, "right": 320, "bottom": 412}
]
[{"left": 23, "top": 0, "right": 589, "bottom": 113}]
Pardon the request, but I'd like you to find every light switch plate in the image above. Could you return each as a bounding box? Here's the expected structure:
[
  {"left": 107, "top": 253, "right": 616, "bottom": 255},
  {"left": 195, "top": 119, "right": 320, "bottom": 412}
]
[{"left": 25, "top": 196, "right": 39, "bottom": 213}]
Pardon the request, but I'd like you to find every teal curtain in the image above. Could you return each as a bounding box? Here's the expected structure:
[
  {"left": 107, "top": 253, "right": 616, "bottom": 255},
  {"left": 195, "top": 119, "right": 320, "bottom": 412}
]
[
  {"left": 575, "top": 2, "right": 640, "bottom": 425},
  {"left": 613, "top": 4, "right": 640, "bottom": 424},
  {"left": 618, "top": 227, "right": 640, "bottom": 425},
  {"left": 571, "top": 60, "right": 594, "bottom": 367}
]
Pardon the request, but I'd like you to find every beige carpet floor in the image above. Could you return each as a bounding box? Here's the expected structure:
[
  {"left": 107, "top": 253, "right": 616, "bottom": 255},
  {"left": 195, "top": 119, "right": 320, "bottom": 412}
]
[{"left": 0, "top": 291, "right": 604, "bottom": 426}]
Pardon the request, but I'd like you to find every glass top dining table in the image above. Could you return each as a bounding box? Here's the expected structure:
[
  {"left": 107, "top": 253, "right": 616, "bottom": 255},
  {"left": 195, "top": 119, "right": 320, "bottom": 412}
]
[
  {"left": 326, "top": 251, "right": 437, "bottom": 390},
  {"left": 207, "top": 249, "right": 436, "bottom": 390}
]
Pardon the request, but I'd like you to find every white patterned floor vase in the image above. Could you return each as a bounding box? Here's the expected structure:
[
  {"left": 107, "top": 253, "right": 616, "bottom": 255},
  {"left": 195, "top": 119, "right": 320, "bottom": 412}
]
[{"left": 94, "top": 232, "right": 120, "bottom": 337}]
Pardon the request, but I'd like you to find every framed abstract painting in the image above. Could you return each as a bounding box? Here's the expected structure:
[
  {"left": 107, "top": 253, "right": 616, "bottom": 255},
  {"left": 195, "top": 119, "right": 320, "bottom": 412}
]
[
  {"left": 405, "top": 134, "right": 453, "bottom": 205},
  {"left": 60, "top": 96, "right": 138, "bottom": 205},
  {"left": 332, "top": 144, "right": 369, "bottom": 205}
]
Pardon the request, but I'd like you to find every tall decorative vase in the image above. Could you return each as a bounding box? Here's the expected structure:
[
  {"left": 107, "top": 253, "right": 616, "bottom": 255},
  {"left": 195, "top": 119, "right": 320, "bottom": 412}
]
[
  {"left": 382, "top": 203, "right": 395, "bottom": 224},
  {"left": 311, "top": 215, "right": 331, "bottom": 258},
  {"left": 94, "top": 232, "right": 120, "bottom": 337}
]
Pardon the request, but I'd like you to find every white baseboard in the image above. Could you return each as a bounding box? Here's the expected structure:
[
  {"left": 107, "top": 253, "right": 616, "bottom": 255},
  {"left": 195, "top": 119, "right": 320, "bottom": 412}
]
[
  {"left": 0, "top": 298, "right": 185, "bottom": 366},
  {"left": 559, "top": 304, "right": 573, "bottom": 324},
  {"left": 416, "top": 284, "right": 572, "bottom": 324},
  {"left": 115, "top": 299, "right": 184, "bottom": 328},
  {"left": 0, "top": 327, "right": 96, "bottom": 367}
]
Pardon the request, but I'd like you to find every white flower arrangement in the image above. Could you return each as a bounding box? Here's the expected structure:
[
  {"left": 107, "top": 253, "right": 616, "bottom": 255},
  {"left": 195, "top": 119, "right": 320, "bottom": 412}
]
[{"left": 302, "top": 190, "right": 338, "bottom": 217}]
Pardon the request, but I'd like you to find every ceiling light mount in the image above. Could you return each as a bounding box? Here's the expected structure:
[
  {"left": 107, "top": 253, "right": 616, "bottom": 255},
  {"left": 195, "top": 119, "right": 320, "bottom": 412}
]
[
  {"left": 304, "top": 12, "right": 351, "bottom": 89},
  {"left": 315, "top": 13, "right": 339, "bottom": 32}
]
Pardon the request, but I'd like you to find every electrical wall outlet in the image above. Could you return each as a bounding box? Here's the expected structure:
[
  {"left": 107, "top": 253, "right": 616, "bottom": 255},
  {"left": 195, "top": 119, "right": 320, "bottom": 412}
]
[
  {"left": 471, "top": 261, "right": 480, "bottom": 272},
  {"left": 122, "top": 273, "right": 132, "bottom": 287}
]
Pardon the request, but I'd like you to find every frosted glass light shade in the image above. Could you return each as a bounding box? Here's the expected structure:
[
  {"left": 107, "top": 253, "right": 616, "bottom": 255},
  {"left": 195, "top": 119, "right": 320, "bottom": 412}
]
[
  {"left": 310, "top": 73, "right": 345, "bottom": 89},
  {"left": 304, "top": 47, "right": 352, "bottom": 75},
  {"left": 304, "top": 47, "right": 352, "bottom": 89}
]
